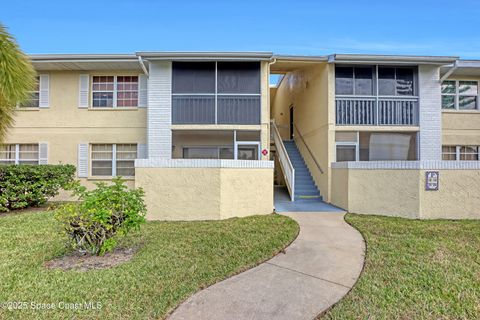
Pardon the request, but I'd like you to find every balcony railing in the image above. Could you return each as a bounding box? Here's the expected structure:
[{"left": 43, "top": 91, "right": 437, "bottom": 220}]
[
  {"left": 336, "top": 96, "right": 419, "bottom": 126},
  {"left": 172, "top": 94, "right": 261, "bottom": 125}
]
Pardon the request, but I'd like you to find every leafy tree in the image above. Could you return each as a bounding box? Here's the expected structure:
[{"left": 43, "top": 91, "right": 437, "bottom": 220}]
[{"left": 0, "top": 23, "right": 36, "bottom": 142}]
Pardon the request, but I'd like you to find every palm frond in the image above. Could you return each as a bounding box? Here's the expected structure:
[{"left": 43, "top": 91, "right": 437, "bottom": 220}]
[{"left": 0, "top": 23, "right": 36, "bottom": 142}]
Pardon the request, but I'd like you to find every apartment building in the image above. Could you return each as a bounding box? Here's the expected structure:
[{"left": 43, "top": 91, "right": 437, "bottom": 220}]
[{"left": 3, "top": 52, "right": 480, "bottom": 220}]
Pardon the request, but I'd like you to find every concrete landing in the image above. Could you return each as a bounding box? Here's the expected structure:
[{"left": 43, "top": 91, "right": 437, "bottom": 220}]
[
  {"left": 169, "top": 212, "right": 365, "bottom": 320},
  {"left": 274, "top": 186, "right": 344, "bottom": 213}
]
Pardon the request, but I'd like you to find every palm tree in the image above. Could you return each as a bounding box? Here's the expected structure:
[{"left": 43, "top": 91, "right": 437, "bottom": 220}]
[{"left": 0, "top": 24, "right": 36, "bottom": 142}]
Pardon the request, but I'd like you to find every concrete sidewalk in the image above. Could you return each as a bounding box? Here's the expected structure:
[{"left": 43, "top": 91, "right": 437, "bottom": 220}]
[{"left": 169, "top": 212, "right": 365, "bottom": 320}]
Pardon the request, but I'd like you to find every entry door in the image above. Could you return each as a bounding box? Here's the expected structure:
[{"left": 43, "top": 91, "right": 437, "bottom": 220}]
[
  {"left": 289, "top": 106, "right": 294, "bottom": 140},
  {"left": 234, "top": 141, "right": 260, "bottom": 160}
]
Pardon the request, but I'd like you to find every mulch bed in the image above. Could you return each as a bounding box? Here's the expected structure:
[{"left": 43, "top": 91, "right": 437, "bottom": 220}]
[{"left": 44, "top": 247, "right": 139, "bottom": 272}]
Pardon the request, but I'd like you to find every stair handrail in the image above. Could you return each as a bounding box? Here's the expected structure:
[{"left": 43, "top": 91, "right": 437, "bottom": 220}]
[
  {"left": 293, "top": 123, "right": 324, "bottom": 174},
  {"left": 271, "top": 120, "right": 295, "bottom": 201}
]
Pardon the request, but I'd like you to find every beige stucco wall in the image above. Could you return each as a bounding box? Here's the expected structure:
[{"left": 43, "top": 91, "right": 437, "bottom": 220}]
[
  {"left": 442, "top": 111, "right": 480, "bottom": 145},
  {"left": 331, "top": 168, "right": 480, "bottom": 219},
  {"left": 270, "top": 62, "right": 333, "bottom": 200},
  {"left": 4, "top": 71, "right": 146, "bottom": 199},
  {"left": 135, "top": 167, "right": 273, "bottom": 220},
  {"left": 330, "top": 168, "right": 349, "bottom": 210},
  {"left": 420, "top": 170, "right": 480, "bottom": 219}
]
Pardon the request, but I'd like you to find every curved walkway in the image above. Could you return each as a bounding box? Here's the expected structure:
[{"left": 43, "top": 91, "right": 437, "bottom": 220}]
[{"left": 169, "top": 212, "right": 365, "bottom": 320}]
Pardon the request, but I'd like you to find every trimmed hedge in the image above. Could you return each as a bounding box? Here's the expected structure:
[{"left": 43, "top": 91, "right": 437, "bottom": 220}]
[{"left": 0, "top": 164, "right": 76, "bottom": 212}]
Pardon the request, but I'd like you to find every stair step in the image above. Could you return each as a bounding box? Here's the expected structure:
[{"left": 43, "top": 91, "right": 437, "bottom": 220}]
[
  {"left": 295, "top": 195, "right": 323, "bottom": 201},
  {"left": 282, "top": 140, "right": 322, "bottom": 201},
  {"left": 295, "top": 191, "right": 320, "bottom": 196}
]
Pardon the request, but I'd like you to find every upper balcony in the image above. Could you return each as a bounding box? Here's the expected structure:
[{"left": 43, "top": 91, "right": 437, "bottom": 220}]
[
  {"left": 335, "top": 65, "right": 419, "bottom": 126},
  {"left": 172, "top": 61, "right": 261, "bottom": 125}
]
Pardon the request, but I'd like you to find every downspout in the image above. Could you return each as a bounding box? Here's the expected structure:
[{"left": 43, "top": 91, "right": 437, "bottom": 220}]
[
  {"left": 267, "top": 57, "right": 276, "bottom": 157},
  {"left": 138, "top": 55, "right": 149, "bottom": 77}
]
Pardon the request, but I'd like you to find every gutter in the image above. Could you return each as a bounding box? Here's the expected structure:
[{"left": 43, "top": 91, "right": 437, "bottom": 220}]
[
  {"left": 135, "top": 51, "right": 273, "bottom": 61},
  {"left": 329, "top": 54, "right": 459, "bottom": 65}
]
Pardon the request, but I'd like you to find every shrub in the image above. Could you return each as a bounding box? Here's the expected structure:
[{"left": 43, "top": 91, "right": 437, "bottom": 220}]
[
  {"left": 0, "top": 164, "right": 76, "bottom": 212},
  {"left": 55, "top": 177, "right": 146, "bottom": 255}
]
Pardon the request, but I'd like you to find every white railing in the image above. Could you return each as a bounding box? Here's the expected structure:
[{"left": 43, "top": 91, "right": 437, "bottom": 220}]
[
  {"left": 336, "top": 96, "right": 419, "bottom": 126},
  {"left": 271, "top": 120, "right": 295, "bottom": 201}
]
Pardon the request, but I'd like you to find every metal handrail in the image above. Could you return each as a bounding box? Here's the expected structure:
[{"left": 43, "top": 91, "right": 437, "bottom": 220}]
[
  {"left": 293, "top": 123, "right": 324, "bottom": 174},
  {"left": 271, "top": 120, "right": 295, "bottom": 201}
]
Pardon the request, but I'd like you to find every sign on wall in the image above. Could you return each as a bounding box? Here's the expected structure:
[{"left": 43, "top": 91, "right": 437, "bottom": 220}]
[{"left": 425, "top": 171, "right": 439, "bottom": 191}]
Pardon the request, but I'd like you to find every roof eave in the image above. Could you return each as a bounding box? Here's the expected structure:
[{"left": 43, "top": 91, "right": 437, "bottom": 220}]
[
  {"left": 136, "top": 51, "right": 273, "bottom": 61},
  {"left": 330, "top": 54, "right": 459, "bottom": 65}
]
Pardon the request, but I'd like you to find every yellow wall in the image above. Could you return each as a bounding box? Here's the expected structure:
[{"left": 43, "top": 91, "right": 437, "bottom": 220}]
[
  {"left": 4, "top": 71, "right": 146, "bottom": 198},
  {"left": 331, "top": 168, "right": 480, "bottom": 219},
  {"left": 270, "top": 62, "right": 334, "bottom": 200},
  {"left": 135, "top": 167, "right": 274, "bottom": 220},
  {"left": 421, "top": 170, "right": 480, "bottom": 219}
]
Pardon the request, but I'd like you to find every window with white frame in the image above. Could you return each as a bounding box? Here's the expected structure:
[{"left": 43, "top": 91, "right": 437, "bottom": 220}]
[
  {"left": 335, "top": 132, "right": 359, "bottom": 162},
  {"left": 335, "top": 131, "right": 418, "bottom": 162},
  {"left": 336, "top": 145, "right": 357, "bottom": 162},
  {"left": 441, "top": 80, "right": 478, "bottom": 110},
  {"left": 460, "top": 146, "right": 479, "bottom": 160},
  {"left": 442, "top": 145, "right": 480, "bottom": 160},
  {"left": 92, "top": 76, "right": 138, "bottom": 108},
  {"left": 183, "top": 146, "right": 234, "bottom": 159},
  {"left": 91, "top": 144, "right": 137, "bottom": 177},
  {"left": 19, "top": 76, "right": 40, "bottom": 108},
  {"left": 442, "top": 146, "right": 457, "bottom": 160},
  {"left": 0, "top": 144, "right": 39, "bottom": 165}
]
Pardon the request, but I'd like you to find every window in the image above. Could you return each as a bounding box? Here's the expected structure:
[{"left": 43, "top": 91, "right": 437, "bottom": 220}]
[
  {"left": 183, "top": 146, "right": 234, "bottom": 159},
  {"left": 173, "top": 130, "right": 261, "bottom": 160},
  {"left": 91, "top": 144, "right": 137, "bottom": 177},
  {"left": 460, "top": 146, "right": 478, "bottom": 160},
  {"left": 441, "top": 145, "right": 480, "bottom": 161},
  {"left": 19, "top": 76, "right": 40, "bottom": 108},
  {"left": 442, "top": 146, "right": 457, "bottom": 160},
  {"left": 334, "top": 131, "right": 418, "bottom": 162},
  {"left": 336, "top": 145, "right": 357, "bottom": 162},
  {"left": 117, "top": 76, "right": 138, "bottom": 107},
  {"left": 92, "top": 76, "right": 138, "bottom": 108},
  {"left": 335, "top": 131, "right": 358, "bottom": 162},
  {"left": 366, "top": 133, "right": 415, "bottom": 160},
  {"left": 237, "top": 145, "right": 259, "bottom": 160},
  {"left": 335, "top": 66, "right": 374, "bottom": 95},
  {"left": 0, "top": 144, "right": 39, "bottom": 165},
  {"left": 442, "top": 80, "right": 478, "bottom": 110},
  {"left": 172, "top": 62, "right": 261, "bottom": 124},
  {"left": 378, "top": 67, "right": 415, "bottom": 96}
]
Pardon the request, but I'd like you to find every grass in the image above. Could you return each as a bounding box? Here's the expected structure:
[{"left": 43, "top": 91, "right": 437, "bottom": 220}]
[
  {"left": 324, "top": 214, "right": 480, "bottom": 320},
  {"left": 0, "top": 210, "right": 299, "bottom": 319}
]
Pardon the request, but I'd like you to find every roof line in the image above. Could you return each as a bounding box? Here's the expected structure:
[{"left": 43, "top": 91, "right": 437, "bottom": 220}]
[{"left": 29, "top": 54, "right": 137, "bottom": 61}]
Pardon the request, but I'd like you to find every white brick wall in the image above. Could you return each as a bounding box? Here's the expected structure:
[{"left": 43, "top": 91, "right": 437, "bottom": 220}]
[
  {"left": 331, "top": 161, "right": 480, "bottom": 170},
  {"left": 418, "top": 65, "right": 442, "bottom": 160},
  {"left": 135, "top": 159, "right": 274, "bottom": 168},
  {"left": 148, "top": 61, "right": 172, "bottom": 159}
]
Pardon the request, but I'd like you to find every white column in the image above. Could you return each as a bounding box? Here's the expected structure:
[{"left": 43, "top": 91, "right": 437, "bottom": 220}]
[
  {"left": 418, "top": 65, "right": 442, "bottom": 160},
  {"left": 147, "top": 61, "right": 172, "bottom": 159}
]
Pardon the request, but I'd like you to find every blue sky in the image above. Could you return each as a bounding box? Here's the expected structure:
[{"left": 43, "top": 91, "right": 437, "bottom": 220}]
[{"left": 2, "top": 0, "right": 480, "bottom": 58}]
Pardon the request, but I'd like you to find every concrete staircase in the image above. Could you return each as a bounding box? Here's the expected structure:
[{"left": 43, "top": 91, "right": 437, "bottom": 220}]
[{"left": 283, "top": 140, "right": 322, "bottom": 201}]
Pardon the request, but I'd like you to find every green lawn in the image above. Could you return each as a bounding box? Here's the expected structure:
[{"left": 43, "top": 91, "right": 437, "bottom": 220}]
[
  {"left": 0, "top": 210, "right": 298, "bottom": 319},
  {"left": 324, "top": 214, "right": 480, "bottom": 320}
]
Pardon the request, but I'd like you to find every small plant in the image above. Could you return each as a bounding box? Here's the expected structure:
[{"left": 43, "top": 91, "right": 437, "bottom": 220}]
[
  {"left": 0, "top": 164, "right": 76, "bottom": 212},
  {"left": 55, "top": 177, "right": 146, "bottom": 255}
]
